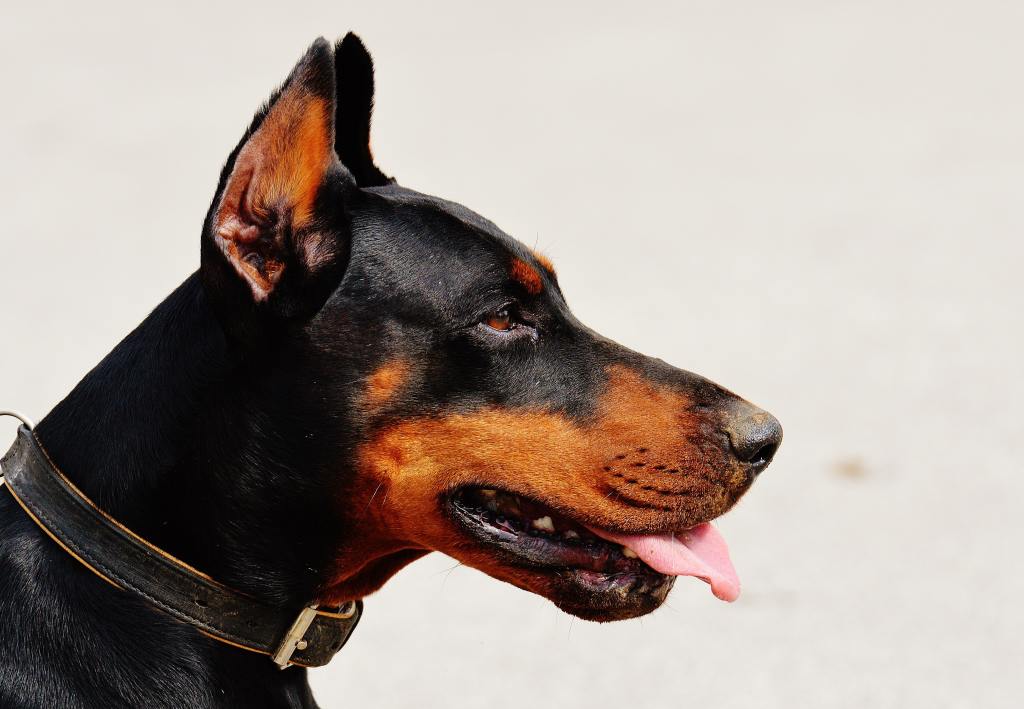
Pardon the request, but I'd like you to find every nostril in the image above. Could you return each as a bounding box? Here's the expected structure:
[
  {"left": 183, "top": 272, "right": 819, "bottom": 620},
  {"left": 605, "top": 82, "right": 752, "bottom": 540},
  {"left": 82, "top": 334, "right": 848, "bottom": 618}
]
[
  {"left": 727, "top": 408, "right": 783, "bottom": 470},
  {"left": 749, "top": 441, "right": 779, "bottom": 467}
]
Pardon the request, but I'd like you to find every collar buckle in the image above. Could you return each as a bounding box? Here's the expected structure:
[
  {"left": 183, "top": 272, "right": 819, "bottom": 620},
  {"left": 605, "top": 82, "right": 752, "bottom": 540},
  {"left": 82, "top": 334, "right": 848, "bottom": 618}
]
[
  {"left": 272, "top": 605, "right": 320, "bottom": 669},
  {"left": 272, "top": 601, "right": 357, "bottom": 669}
]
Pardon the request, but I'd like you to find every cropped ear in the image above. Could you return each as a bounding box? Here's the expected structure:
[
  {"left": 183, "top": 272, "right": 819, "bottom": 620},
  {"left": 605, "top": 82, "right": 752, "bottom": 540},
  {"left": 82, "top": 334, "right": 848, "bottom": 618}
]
[
  {"left": 203, "top": 38, "right": 351, "bottom": 325},
  {"left": 334, "top": 33, "right": 391, "bottom": 187}
]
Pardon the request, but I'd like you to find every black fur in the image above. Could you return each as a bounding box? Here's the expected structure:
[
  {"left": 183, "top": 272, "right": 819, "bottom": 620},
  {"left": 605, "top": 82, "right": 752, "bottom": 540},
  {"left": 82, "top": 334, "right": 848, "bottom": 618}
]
[
  {"left": 0, "top": 35, "right": 759, "bottom": 708},
  {"left": 334, "top": 33, "right": 391, "bottom": 187}
]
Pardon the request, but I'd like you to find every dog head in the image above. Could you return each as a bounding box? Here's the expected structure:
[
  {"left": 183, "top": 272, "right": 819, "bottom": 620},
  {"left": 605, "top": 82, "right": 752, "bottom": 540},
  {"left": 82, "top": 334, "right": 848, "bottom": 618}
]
[{"left": 200, "top": 36, "right": 781, "bottom": 621}]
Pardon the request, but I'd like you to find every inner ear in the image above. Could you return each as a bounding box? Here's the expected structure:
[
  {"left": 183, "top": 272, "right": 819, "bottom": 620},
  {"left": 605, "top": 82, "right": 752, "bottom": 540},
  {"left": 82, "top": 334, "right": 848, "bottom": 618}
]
[
  {"left": 334, "top": 33, "right": 391, "bottom": 187},
  {"left": 211, "top": 38, "right": 340, "bottom": 303}
]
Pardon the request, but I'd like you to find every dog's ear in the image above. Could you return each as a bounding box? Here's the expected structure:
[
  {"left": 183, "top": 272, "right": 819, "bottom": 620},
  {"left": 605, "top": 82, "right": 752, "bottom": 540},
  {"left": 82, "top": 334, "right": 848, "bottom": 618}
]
[
  {"left": 334, "top": 33, "right": 391, "bottom": 187},
  {"left": 203, "top": 38, "right": 351, "bottom": 330}
]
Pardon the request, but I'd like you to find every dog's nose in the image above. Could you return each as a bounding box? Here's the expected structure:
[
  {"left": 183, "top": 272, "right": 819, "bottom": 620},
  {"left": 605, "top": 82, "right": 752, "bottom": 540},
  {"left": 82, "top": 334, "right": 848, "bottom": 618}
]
[{"left": 724, "top": 404, "right": 782, "bottom": 473}]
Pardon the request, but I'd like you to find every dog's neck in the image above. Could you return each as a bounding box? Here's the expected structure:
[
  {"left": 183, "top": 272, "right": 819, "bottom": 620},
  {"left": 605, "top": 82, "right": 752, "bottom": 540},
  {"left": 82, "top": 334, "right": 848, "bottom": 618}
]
[
  {"left": 36, "top": 274, "right": 223, "bottom": 529},
  {"left": 30, "top": 273, "right": 342, "bottom": 607},
  {"left": 0, "top": 274, "right": 348, "bottom": 706}
]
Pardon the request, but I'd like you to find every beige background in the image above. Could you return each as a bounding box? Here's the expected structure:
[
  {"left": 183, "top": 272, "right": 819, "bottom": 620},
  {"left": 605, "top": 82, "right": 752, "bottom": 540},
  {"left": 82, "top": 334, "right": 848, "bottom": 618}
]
[{"left": 1, "top": 1, "right": 1021, "bottom": 707}]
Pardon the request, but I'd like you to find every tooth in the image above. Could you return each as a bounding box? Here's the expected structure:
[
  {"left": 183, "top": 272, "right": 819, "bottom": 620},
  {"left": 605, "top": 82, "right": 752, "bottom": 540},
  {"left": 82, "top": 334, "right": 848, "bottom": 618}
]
[
  {"left": 622, "top": 546, "right": 639, "bottom": 559},
  {"left": 479, "top": 489, "right": 496, "bottom": 498},
  {"left": 532, "top": 516, "right": 555, "bottom": 533},
  {"left": 563, "top": 530, "right": 579, "bottom": 540},
  {"left": 485, "top": 499, "right": 498, "bottom": 513}
]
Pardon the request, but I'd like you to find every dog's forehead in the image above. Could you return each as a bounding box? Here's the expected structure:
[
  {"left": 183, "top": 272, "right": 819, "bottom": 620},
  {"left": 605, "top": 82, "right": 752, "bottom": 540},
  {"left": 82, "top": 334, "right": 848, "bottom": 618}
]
[
  {"left": 344, "top": 184, "right": 535, "bottom": 312},
  {"left": 363, "top": 185, "right": 506, "bottom": 236},
  {"left": 359, "top": 185, "right": 514, "bottom": 252}
]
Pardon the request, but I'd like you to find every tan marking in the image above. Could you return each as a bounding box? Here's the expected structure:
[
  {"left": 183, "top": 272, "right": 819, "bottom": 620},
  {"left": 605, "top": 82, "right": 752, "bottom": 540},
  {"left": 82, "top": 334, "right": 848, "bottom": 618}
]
[
  {"left": 510, "top": 258, "right": 543, "bottom": 295},
  {"left": 246, "top": 93, "right": 331, "bottom": 230},
  {"left": 217, "top": 92, "right": 331, "bottom": 233},
  {"left": 321, "top": 366, "right": 746, "bottom": 603},
  {"left": 357, "top": 366, "right": 727, "bottom": 540},
  {"left": 363, "top": 360, "right": 411, "bottom": 408}
]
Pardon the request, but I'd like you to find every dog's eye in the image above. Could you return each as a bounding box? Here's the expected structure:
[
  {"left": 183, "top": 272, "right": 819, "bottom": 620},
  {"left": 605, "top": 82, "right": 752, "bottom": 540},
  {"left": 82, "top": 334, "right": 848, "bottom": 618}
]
[
  {"left": 478, "top": 305, "right": 537, "bottom": 341},
  {"left": 484, "top": 308, "right": 514, "bottom": 332}
]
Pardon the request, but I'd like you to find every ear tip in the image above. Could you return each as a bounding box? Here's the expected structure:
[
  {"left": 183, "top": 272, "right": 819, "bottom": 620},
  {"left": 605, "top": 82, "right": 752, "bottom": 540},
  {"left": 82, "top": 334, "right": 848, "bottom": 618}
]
[
  {"left": 298, "top": 36, "right": 333, "bottom": 66},
  {"left": 337, "top": 32, "right": 372, "bottom": 61},
  {"left": 339, "top": 32, "right": 364, "bottom": 48},
  {"left": 293, "top": 37, "right": 336, "bottom": 98},
  {"left": 306, "top": 36, "right": 334, "bottom": 66}
]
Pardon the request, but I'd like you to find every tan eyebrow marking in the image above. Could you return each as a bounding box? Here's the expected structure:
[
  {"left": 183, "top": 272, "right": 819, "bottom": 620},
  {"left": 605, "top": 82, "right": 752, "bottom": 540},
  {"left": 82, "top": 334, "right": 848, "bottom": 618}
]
[{"left": 510, "top": 258, "right": 544, "bottom": 295}]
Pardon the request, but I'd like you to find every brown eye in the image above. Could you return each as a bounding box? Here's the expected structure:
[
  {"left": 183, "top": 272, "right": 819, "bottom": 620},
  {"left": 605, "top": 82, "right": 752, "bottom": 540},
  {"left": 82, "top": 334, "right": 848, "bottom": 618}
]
[{"left": 485, "top": 308, "right": 513, "bottom": 331}]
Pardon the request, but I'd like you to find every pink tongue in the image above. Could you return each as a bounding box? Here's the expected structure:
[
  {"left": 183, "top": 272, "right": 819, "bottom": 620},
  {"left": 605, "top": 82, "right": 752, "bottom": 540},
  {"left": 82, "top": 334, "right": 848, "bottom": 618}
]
[{"left": 586, "top": 522, "right": 741, "bottom": 602}]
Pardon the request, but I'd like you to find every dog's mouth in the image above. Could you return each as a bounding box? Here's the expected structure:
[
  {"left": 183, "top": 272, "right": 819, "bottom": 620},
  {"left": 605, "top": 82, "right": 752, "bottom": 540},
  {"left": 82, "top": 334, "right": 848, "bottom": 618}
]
[{"left": 447, "top": 487, "right": 740, "bottom": 619}]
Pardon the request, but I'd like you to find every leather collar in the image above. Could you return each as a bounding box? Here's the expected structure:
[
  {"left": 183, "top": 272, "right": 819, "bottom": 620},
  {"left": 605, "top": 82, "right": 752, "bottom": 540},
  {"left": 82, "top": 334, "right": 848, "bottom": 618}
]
[{"left": 0, "top": 426, "right": 361, "bottom": 669}]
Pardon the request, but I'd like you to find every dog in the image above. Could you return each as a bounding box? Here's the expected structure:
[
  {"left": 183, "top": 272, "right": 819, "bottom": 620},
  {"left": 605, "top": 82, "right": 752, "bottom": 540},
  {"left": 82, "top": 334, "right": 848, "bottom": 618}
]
[{"left": 0, "top": 34, "right": 781, "bottom": 708}]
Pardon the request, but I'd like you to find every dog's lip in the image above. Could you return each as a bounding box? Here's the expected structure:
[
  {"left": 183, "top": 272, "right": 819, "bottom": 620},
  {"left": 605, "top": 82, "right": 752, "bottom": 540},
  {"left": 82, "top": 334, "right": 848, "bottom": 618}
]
[
  {"left": 445, "top": 490, "right": 675, "bottom": 615},
  {"left": 446, "top": 484, "right": 712, "bottom": 538},
  {"left": 444, "top": 486, "right": 670, "bottom": 579},
  {"left": 445, "top": 485, "right": 741, "bottom": 602}
]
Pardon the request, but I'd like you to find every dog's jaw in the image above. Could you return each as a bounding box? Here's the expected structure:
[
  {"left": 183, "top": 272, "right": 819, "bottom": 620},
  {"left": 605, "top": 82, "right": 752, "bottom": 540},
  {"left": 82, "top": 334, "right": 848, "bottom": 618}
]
[{"left": 314, "top": 365, "right": 768, "bottom": 620}]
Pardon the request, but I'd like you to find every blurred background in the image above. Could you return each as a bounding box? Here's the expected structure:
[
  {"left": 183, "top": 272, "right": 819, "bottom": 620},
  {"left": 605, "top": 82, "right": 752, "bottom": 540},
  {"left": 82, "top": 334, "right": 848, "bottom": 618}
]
[{"left": 1, "top": 1, "right": 1021, "bottom": 707}]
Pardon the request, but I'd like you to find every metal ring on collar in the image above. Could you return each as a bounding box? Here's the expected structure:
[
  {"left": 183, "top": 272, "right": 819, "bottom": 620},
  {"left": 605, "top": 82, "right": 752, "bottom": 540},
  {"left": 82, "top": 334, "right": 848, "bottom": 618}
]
[{"left": 0, "top": 410, "right": 35, "bottom": 430}]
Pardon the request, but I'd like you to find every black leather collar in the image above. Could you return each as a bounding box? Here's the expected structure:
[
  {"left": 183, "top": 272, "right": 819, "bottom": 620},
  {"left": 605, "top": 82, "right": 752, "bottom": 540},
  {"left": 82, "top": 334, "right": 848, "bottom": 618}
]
[{"left": 0, "top": 426, "right": 361, "bottom": 669}]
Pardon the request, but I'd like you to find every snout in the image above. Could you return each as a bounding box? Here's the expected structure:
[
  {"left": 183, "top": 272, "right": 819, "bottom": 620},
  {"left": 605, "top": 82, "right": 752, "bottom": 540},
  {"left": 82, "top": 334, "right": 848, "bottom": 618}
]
[{"left": 724, "top": 403, "right": 783, "bottom": 474}]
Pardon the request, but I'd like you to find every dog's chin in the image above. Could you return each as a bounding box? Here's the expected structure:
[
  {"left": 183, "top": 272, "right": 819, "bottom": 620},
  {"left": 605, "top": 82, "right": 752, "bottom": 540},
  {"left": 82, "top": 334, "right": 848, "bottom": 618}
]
[
  {"left": 532, "top": 567, "right": 674, "bottom": 622},
  {"left": 445, "top": 487, "right": 675, "bottom": 622}
]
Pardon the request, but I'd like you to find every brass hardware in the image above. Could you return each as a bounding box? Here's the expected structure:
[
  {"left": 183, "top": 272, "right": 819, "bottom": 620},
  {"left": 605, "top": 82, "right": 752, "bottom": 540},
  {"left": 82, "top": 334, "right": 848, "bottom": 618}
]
[{"left": 272, "top": 605, "right": 319, "bottom": 669}]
